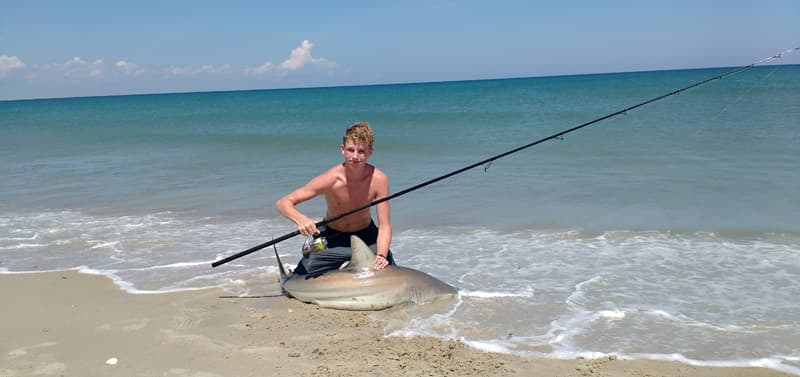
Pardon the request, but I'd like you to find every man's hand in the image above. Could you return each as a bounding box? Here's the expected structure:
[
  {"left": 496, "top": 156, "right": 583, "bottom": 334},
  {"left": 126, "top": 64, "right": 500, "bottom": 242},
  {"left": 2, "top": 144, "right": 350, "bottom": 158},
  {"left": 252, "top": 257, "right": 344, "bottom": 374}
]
[
  {"left": 373, "top": 254, "right": 389, "bottom": 270},
  {"left": 297, "top": 217, "right": 319, "bottom": 236}
]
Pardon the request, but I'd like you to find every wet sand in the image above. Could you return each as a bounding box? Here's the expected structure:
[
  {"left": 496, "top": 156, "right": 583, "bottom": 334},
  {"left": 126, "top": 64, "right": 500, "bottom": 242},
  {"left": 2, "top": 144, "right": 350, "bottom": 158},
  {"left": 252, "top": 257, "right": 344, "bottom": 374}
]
[{"left": 0, "top": 271, "right": 791, "bottom": 377}]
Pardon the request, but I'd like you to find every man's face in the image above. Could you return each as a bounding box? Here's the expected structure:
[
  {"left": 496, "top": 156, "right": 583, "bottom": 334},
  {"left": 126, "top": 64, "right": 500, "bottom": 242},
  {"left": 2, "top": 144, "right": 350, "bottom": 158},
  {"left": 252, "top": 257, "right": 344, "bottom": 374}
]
[{"left": 341, "top": 139, "right": 373, "bottom": 167}]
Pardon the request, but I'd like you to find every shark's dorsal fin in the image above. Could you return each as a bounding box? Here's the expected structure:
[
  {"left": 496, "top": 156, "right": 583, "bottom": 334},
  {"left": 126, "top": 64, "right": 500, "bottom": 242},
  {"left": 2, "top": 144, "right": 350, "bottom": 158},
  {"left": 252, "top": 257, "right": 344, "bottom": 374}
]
[{"left": 349, "top": 235, "right": 376, "bottom": 270}]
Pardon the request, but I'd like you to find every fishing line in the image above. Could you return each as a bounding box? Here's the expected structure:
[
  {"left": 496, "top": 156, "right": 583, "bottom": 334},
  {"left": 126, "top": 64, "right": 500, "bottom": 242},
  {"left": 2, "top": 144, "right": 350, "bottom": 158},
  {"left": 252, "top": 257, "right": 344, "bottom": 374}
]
[
  {"left": 212, "top": 47, "right": 798, "bottom": 268},
  {"left": 711, "top": 63, "right": 782, "bottom": 122}
]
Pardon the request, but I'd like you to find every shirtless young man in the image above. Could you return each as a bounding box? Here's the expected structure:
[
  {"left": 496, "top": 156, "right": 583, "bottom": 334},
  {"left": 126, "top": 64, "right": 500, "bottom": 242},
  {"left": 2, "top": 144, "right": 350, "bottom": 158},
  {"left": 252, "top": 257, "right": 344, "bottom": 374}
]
[{"left": 276, "top": 122, "right": 394, "bottom": 276}]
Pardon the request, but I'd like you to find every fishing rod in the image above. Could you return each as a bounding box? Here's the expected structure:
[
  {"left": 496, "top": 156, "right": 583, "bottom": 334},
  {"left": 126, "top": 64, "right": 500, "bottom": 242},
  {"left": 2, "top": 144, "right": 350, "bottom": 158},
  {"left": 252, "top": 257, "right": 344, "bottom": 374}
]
[{"left": 211, "top": 47, "right": 797, "bottom": 268}]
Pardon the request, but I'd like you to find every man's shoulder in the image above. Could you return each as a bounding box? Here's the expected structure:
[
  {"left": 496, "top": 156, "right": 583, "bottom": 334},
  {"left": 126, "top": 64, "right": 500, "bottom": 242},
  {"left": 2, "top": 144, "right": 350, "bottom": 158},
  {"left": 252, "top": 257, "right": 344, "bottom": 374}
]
[
  {"left": 323, "top": 164, "right": 346, "bottom": 176},
  {"left": 309, "top": 165, "right": 345, "bottom": 186},
  {"left": 370, "top": 165, "right": 387, "bottom": 178},
  {"left": 367, "top": 165, "right": 388, "bottom": 185},
  {"left": 361, "top": 163, "right": 382, "bottom": 175}
]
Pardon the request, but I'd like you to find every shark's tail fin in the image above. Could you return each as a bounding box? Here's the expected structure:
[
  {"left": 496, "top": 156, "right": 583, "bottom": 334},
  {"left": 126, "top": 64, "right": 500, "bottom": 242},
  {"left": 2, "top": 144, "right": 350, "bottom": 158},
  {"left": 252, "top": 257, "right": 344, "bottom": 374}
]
[{"left": 273, "top": 243, "right": 290, "bottom": 280}]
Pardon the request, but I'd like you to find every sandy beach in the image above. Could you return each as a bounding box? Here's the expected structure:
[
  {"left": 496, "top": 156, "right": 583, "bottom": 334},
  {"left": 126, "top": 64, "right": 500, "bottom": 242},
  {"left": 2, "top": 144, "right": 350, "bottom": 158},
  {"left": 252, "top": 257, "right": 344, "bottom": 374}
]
[{"left": 0, "top": 271, "right": 792, "bottom": 377}]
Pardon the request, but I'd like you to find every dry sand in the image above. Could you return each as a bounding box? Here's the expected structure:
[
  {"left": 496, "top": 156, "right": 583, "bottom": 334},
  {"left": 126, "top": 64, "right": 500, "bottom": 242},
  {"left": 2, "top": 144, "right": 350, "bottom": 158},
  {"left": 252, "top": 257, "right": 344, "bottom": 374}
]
[{"left": 0, "top": 271, "right": 792, "bottom": 377}]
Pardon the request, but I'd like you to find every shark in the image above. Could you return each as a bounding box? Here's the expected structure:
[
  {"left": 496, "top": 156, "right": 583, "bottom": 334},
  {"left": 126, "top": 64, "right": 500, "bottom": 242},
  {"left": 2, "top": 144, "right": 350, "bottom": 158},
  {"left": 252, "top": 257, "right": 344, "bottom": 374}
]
[{"left": 274, "top": 235, "right": 457, "bottom": 310}]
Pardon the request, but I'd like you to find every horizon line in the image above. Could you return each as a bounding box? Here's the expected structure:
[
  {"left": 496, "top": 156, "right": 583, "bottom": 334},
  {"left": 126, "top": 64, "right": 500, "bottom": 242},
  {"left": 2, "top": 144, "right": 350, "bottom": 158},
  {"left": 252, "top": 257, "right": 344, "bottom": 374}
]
[{"left": 2, "top": 63, "right": 797, "bottom": 103}]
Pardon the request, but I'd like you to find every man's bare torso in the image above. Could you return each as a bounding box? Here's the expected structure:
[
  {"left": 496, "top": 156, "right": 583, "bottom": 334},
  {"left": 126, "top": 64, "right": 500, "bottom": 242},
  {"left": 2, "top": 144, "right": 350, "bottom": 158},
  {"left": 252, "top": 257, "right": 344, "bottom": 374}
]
[{"left": 324, "top": 163, "right": 378, "bottom": 232}]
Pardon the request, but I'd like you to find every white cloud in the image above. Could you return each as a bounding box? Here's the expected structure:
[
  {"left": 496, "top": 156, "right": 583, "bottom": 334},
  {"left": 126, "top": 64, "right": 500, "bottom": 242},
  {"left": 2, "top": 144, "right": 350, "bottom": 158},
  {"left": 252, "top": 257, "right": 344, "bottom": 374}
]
[
  {"left": 6, "top": 39, "right": 337, "bottom": 97},
  {"left": 30, "top": 57, "right": 105, "bottom": 79},
  {"left": 67, "top": 57, "right": 104, "bottom": 78},
  {"left": 249, "top": 61, "right": 274, "bottom": 75},
  {"left": 198, "top": 64, "right": 233, "bottom": 74},
  {"left": 166, "top": 66, "right": 189, "bottom": 76},
  {"left": 280, "top": 40, "right": 316, "bottom": 70},
  {"left": 0, "top": 55, "right": 26, "bottom": 76},
  {"left": 167, "top": 63, "right": 233, "bottom": 76},
  {"left": 115, "top": 60, "right": 143, "bottom": 75},
  {"left": 248, "top": 40, "right": 335, "bottom": 75}
]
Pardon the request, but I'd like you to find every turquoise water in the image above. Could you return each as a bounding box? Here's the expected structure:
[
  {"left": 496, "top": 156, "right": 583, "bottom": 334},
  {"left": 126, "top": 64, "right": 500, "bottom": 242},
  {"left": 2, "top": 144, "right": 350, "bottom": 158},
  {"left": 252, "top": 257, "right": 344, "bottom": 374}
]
[
  {"left": 3, "top": 66, "right": 798, "bottom": 231},
  {"left": 2, "top": 65, "right": 799, "bottom": 373}
]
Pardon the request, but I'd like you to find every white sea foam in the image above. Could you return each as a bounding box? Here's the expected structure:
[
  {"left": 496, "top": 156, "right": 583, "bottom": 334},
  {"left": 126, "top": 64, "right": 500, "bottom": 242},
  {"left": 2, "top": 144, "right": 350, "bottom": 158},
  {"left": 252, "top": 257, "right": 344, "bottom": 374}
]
[
  {"left": 136, "top": 261, "right": 213, "bottom": 270},
  {"left": 77, "top": 267, "right": 218, "bottom": 294},
  {"left": 90, "top": 241, "right": 120, "bottom": 249},
  {"left": 388, "top": 225, "right": 800, "bottom": 375},
  {"left": 0, "top": 233, "right": 39, "bottom": 241},
  {"left": 0, "top": 243, "right": 49, "bottom": 249},
  {"left": 619, "top": 353, "right": 800, "bottom": 376},
  {"left": 459, "top": 288, "right": 534, "bottom": 298},
  {"left": 461, "top": 339, "right": 513, "bottom": 354},
  {"left": 598, "top": 310, "right": 626, "bottom": 320}
]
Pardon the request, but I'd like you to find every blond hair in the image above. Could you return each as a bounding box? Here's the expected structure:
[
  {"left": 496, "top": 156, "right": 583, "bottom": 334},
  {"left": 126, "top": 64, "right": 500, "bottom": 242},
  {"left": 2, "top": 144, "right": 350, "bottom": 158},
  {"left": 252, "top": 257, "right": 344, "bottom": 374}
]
[{"left": 343, "top": 121, "right": 374, "bottom": 147}]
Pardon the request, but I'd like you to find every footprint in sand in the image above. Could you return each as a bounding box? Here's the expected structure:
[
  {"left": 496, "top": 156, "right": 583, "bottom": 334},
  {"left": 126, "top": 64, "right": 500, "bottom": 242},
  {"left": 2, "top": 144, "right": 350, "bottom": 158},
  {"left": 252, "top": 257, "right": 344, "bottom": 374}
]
[
  {"left": 159, "top": 329, "right": 228, "bottom": 352},
  {"left": 172, "top": 308, "right": 203, "bottom": 329}
]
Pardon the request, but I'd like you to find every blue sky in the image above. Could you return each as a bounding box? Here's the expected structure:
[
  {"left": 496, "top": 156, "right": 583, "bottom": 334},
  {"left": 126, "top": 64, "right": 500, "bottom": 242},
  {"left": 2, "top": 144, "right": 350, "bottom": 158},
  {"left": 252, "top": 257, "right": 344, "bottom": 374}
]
[{"left": 1, "top": 1, "right": 798, "bottom": 100}]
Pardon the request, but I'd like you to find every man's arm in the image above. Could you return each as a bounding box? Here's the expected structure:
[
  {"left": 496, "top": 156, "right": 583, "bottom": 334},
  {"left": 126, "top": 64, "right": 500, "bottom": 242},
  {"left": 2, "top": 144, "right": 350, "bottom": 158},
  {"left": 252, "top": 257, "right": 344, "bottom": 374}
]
[
  {"left": 373, "top": 169, "right": 392, "bottom": 270},
  {"left": 276, "top": 169, "right": 336, "bottom": 236}
]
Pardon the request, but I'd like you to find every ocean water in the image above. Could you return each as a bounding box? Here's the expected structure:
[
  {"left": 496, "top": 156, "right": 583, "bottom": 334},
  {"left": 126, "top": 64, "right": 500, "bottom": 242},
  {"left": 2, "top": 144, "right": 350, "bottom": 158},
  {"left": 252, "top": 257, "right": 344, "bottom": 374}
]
[{"left": 2, "top": 64, "right": 799, "bottom": 374}]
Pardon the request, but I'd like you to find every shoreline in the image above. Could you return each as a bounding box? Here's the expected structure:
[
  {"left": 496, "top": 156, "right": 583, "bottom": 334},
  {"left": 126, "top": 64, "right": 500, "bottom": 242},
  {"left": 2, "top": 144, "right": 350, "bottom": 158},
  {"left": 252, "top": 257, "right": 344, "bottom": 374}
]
[{"left": 1, "top": 270, "right": 793, "bottom": 377}]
